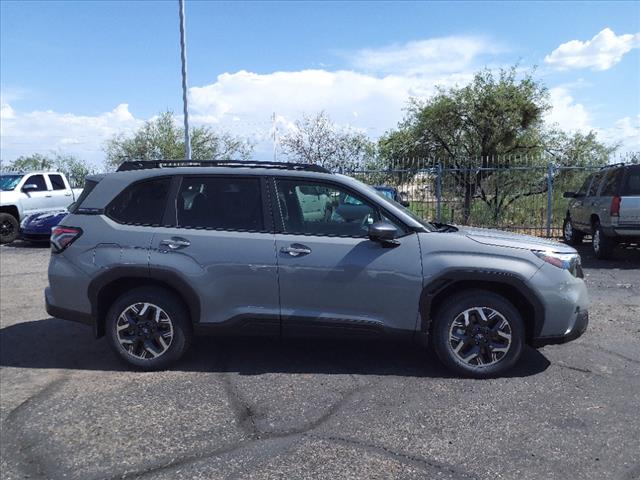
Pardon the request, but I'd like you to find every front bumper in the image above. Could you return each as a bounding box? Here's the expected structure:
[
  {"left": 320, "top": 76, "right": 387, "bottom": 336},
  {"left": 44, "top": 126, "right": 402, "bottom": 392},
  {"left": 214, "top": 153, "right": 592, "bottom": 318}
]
[
  {"left": 20, "top": 229, "right": 51, "bottom": 242},
  {"left": 531, "top": 309, "right": 589, "bottom": 347}
]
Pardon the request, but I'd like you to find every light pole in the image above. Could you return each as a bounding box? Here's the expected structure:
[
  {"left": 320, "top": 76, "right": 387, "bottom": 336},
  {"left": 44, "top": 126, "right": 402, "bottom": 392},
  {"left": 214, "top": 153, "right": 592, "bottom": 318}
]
[{"left": 178, "top": 0, "right": 191, "bottom": 160}]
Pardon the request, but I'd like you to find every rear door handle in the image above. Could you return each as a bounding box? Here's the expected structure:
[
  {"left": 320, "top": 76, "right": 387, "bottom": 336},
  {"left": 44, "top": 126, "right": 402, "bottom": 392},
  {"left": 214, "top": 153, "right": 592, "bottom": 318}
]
[
  {"left": 280, "top": 243, "right": 312, "bottom": 257},
  {"left": 160, "top": 237, "right": 191, "bottom": 250}
]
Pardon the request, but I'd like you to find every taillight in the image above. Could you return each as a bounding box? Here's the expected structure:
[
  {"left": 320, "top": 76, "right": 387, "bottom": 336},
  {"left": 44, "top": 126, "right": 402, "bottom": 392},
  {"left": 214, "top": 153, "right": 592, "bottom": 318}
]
[
  {"left": 610, "top": 196, "right": 621, "bottom": 217},
  {"left": 51, "top": 226, "right": 82, "bottom": 253}
]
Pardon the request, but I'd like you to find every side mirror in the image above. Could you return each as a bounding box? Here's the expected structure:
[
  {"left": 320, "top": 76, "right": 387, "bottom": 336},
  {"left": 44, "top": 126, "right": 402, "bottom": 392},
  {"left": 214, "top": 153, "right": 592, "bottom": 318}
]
[
  {"left": 563, "top": 192, "right": 576, "bottom": 198},
  {"left": 400, "top": 199, "right": 410, "bottom": 207},
  {"left": 368, "top": 221, "right": 398, "bottom": 244},
  {"left": 22, "top": 184, "right": 38, "bottom": 192}
]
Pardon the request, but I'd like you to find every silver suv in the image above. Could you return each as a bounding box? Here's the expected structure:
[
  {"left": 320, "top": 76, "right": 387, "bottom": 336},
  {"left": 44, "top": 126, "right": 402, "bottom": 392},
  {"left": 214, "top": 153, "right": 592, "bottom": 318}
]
[
  {"left": 563, "top": 164, "right": 640, "bottom": 259},
  {"left": 46, "top": 161, "right": 589, "bottom": 377}
]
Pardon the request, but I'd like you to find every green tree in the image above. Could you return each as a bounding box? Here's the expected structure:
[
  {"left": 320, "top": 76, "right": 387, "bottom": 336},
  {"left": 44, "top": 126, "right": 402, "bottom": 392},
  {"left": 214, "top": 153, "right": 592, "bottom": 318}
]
[
  {"left": 378, "top": 67, "right": 614, "bottom": 222},
  {"left": 279, "top": 111, "right": 376, "bottom": 171},
  {"left": 103, "top": 111, "right": 254, "bottom": 170}
]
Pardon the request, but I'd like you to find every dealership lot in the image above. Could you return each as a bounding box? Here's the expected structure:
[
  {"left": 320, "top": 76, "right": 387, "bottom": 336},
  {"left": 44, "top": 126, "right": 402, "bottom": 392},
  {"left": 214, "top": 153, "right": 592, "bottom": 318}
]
[{"left": 0, "top": 241, "right": 639, "bottom": 480}]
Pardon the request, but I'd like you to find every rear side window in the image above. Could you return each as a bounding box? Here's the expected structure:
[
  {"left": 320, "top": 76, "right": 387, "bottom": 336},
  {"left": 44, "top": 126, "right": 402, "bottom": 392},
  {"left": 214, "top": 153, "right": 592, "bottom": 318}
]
[
  {"left": 49, "top": 174, "right": 66, "bottom": 190},
  {"left": 69, "top": 179, "right": 98, "bottom": 213},
  {"left": 587, "top": 172, "right": 605, "bottom": 196},
  {"left": 622, "top": 167, "right": 640, "bottom": 196},
  {"left": 24, "top": 174, "right": 48, "bottom": 191},
  {"left": 177, "top": 176, "right": 263, "bottom": 231},
  {"left": 107, "top": 178, "right": 171, "bottom": 226},
  {"left": 600, "top": 168, "right": 623, "bottom": 196}
]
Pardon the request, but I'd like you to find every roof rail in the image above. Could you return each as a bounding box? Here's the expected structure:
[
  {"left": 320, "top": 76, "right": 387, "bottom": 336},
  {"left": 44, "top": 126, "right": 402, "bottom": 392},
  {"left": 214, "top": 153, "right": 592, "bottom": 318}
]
[
  {"left": 116, "top": 159, "right": 332, "bottom": 174},
  {"left": 599, "top": 162, "right": 626, "bottom": 170}
]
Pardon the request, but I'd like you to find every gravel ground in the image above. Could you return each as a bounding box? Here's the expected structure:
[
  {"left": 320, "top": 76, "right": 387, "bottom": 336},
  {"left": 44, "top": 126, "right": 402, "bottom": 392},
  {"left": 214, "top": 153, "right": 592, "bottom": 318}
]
[{"left": 1, "top": 240, "right": 639, "bottom": 480}]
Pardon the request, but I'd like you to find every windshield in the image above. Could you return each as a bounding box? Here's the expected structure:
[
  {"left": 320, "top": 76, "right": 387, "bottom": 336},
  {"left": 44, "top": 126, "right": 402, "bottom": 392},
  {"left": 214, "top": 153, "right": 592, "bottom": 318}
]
[
  {"left": 0, "top": 174, "right": 24, "bottom": 191},
  {"left": 344, "top": 177, "right": 436, "bottom": 231}
]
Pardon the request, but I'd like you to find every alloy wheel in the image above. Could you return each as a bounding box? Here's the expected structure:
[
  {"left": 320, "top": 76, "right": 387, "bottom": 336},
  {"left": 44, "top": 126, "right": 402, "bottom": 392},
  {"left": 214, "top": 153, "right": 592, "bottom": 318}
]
[
  {"left": 116, "top": 302, "right": 174, "bottom": 360},
  {"left": 0, "top": 219, "right": 14, "bottom": 237},
  {"left": 448, "top": 307, "right": 512, "bottom": 367},
  {"left": 593, "top": 229, "right": 600, "bottom": 254},
  {"left": 564, "top": 220, "right": 572, "bottom": 241}
]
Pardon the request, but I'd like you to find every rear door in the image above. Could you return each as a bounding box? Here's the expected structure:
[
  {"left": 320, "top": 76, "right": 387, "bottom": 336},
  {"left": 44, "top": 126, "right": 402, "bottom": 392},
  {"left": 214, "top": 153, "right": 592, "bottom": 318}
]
[
  {"left": 581, "top": 171, "right": 606, "bottom": 232},
  {"left": 149, "top": 175, "right": 280, "bottom": 331},
  {"left": 272, "top": 177, "right": 423, "bottom": 336},
  {"left": 47, "top": 174, "right": 74, "bottom": 210}
]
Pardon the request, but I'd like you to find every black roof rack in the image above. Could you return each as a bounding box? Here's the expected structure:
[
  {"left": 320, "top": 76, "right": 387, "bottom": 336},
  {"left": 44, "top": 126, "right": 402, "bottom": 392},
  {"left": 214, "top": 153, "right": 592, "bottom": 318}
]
[
  {"left": 116, "top": 160, "right": 332, "bottom": 174},
  {"left": 598, "top": 162, "right": 626, "bottom": 170}
]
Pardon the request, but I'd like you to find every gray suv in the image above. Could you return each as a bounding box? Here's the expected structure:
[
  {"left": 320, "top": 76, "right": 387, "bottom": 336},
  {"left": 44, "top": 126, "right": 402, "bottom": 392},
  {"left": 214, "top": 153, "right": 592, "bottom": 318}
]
[
  {"left": 46, "top": 161, "right": 589, "bottom": 377},
  {"left": 563, "top": 164, "right": 640, "bottom": 259}
]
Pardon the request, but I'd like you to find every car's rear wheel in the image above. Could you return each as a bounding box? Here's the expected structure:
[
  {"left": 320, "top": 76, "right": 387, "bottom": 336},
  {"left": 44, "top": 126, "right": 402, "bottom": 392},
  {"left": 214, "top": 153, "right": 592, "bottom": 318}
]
[
  {"left": 563, "top": 216, "right": 583, "bottom": 245},
  {"left": 431, "top": 290, "right": 525, "bottom": 378},
  {"left": 0, "top": 213, "right": 19, "bottom": 244},
  {"left": 106, "top": 287, "right": 192, "bottom": 370},
  {"left": 592, "top": 223, "right": 615, "bottom": 259}
]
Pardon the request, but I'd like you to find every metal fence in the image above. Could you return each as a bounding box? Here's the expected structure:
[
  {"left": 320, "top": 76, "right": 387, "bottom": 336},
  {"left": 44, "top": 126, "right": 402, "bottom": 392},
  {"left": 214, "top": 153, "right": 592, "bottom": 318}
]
[{"left": 345, "top": 154, "right": 638, "bottom": 238}]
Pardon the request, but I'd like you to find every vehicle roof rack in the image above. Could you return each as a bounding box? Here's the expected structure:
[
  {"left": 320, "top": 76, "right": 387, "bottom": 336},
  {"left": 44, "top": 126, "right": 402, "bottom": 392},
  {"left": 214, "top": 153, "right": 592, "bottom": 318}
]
[
  {"left": 599, "top": 162, "right": 626, "bottom": 170},
  {"left": 116, "top": 159, "right": 332, "bottom": 174}
]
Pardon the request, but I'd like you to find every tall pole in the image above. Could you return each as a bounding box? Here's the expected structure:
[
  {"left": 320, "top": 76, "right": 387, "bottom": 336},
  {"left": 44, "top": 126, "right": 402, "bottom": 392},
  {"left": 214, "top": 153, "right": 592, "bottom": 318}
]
[{"left": 178, "top": 0, "right": 191, "bottom": 160}]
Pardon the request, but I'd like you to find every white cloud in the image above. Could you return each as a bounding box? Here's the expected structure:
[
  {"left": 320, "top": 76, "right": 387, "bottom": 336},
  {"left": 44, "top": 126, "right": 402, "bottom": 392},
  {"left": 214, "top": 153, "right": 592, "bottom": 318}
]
[
  {"left": 0, "top": 103, "right": 142, "bottom": 166},
  {"left": 546, "top": 87, "right": 592, "bottom": 132},
  {"left": 545, "top": 28, "right": 640, "bottom": 71},
  {"left": 349, "top": 35, "right": 502, "bottom": 75}
]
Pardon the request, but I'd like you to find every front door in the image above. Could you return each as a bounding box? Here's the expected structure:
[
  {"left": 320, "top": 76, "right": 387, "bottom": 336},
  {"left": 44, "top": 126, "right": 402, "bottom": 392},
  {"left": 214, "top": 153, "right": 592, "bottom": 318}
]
[
  {"left": 149, "top": 175, "right": 280, "bottom": 332},
  {"left": 272, "top": 178, "right": 423, "bottom": 336},
  {"left": 20, "top": 174, "right": 52, "bottom": 215}
]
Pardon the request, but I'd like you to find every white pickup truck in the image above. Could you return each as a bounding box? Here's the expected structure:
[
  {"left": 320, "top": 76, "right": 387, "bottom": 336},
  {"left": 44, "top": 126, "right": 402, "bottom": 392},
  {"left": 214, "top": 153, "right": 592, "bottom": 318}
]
[{"left": 0, "top": 171, "right": 83, "bottom": 244}]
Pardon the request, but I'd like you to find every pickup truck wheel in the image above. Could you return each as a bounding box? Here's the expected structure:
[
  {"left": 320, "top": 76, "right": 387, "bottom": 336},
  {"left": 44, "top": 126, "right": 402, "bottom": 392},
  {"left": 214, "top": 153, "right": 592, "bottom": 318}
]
[
  {"left": 106, "top": 287, "right": 192, "bottom": 370},
  {"left": 431, "top": 290, "right": 524, "bottom": 378},
  {"left": 0, "top": 213, "right": 19, "bottom": 244},
  {"left": 592, "top": 223, "right": 615, "bottom": 260},
  {"left": 563, "top": 217, "right": 583, "bottom": 245}
]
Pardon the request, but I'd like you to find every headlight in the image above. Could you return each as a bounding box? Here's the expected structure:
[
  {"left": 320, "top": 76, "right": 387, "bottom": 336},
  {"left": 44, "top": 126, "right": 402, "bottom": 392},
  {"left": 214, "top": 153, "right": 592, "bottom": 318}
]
[
  {"left": 20, "top": 216, "right": 31, "bottom": 228},
  {"left": 532, "top": 250, "right": 583, "bottom": 277}
]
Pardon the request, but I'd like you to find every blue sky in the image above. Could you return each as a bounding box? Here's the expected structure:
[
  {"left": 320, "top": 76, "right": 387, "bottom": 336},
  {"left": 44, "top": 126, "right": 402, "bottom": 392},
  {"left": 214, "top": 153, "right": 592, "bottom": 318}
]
[{"left": 1, "top": 1, "right": 639, "bottom": 165}]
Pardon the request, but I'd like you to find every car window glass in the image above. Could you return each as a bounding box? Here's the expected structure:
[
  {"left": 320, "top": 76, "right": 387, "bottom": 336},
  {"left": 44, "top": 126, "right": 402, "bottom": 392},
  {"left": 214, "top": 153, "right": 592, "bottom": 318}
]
[
  {"left": 587, "top": 172, "right": 604, "bottom": 196},
  {"left": 177, "top": 176, "right": 263, "bottom": 231},
  {"left": 623, "top": 168, "right": 640, "bottom": 196},
  {"left": 276, "top": 179, "right": 398, "bottom": 237},
  {"left": 576, "top": 175, "right": 592, "bottom": 196},
  {"left": 24, "top": 174, "right": 48, "bottom": 191},
  {"left": 600, "top": 169, "right": 622, "bottom": 196},
  {"left": 49, "top": 174, "right": 66, "bottom": 190},
  {"left": 107, "top": 177, "right": 171, "bottom": 226}
]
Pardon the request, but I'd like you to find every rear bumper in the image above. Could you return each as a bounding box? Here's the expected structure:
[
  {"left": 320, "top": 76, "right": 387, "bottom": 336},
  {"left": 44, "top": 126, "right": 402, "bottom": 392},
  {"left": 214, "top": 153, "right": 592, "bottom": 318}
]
[
  {"left": 531, "top": 309, "right": 589, "bottom": 347},
  {"left": 45, "top": 286, "right": 93, "bottom": 326}
]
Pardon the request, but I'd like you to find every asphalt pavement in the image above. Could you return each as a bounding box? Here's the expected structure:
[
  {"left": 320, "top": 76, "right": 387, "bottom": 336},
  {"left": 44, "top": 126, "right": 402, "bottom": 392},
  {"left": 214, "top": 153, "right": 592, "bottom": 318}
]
[{"left": 1, "top": 240, "right": 639, "bottom": 480}]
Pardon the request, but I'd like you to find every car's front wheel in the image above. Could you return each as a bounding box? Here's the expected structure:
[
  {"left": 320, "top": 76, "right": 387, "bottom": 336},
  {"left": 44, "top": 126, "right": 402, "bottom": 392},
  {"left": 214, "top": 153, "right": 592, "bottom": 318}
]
[
  {"left": 431, "top": 290, "right": 525, "bottom": 378},
  {"left": 0, "top": 213, "right": 19, "bottom": 244},
  {"left": 106, "top": 287, "right": 192, "bottom": 370},
  {"left": 563, "top": 216, "right": 583, "bottom": 245}
]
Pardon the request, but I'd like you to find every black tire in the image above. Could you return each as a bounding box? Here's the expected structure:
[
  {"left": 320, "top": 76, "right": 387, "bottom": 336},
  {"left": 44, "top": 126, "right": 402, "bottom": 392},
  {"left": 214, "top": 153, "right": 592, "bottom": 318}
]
[
  {"left": 431, "top": 290, "right": 525, "bottom": 378},
  {"left": 563, "top": 216, "right": 583, "bottom": 246},
  {"left": 106, "top": 287, "right": 192, "bottom": 370},
  {"left": 592, "top": 222, "right": 615, "bottom": 260},
  {"left": 0, "top": 213, "right": 19, "bottom": 244}
]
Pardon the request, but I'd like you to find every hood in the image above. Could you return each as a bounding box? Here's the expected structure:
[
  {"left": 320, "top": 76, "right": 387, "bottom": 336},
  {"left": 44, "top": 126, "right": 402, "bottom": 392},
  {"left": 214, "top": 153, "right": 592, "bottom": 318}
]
[
  {"left": 24, "top": 210, "right": 67, "bottom": 226},
  {"left": 458, "top": 226, "right": 576, "bottom": 253}
]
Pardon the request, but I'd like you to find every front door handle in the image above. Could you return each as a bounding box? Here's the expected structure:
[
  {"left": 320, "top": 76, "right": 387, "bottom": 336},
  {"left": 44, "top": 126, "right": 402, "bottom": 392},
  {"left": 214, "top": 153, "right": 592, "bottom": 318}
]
[
  {"left": 160, "top": 237, "right": 191, "bottom": 250},
  {"left": 280, "top": 243, "right": 312, "bottom": 257}
]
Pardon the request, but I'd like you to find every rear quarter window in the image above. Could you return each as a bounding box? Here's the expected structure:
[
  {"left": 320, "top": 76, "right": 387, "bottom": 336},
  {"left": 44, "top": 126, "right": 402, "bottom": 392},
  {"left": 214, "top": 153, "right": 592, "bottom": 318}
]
[
  {"left": 106, "top": 177, "right": 171, "bottom": 226},
  {"left": 622, "top": 166, "right": 640, "bottom": 196},
  {"left": 600, "top": 168, "right": 623, "bottom": 196}
]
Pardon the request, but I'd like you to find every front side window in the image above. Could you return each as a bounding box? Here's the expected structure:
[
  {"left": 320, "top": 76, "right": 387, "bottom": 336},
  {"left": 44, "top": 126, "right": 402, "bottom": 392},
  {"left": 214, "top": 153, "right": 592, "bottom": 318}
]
[
  {"left": 587, "top": 172, "right": 605, "bottom": 197},
  {"left": 177, "top": 176, "right": 263, "bottom": 231},
  {"left": 24, "top": 174, "right": 48, "bottom": 191},
  {"left": 107, "top": 177, "right": 171, "bottom": 226},
  {"left": 276, "top": 179, "right": 390, "bottom": 237},
  {"left": 49, "top": 174, "right": 66, "bottom": 190}
]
